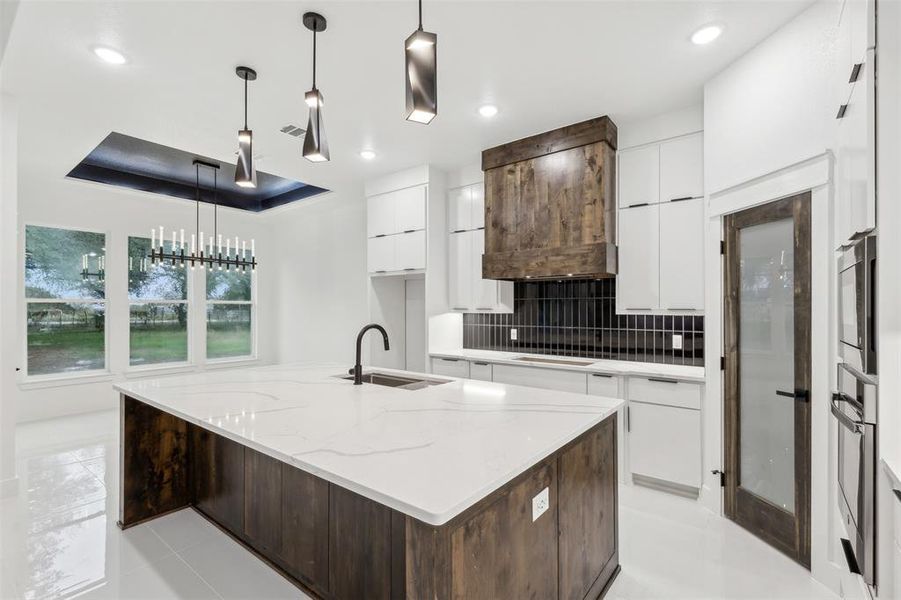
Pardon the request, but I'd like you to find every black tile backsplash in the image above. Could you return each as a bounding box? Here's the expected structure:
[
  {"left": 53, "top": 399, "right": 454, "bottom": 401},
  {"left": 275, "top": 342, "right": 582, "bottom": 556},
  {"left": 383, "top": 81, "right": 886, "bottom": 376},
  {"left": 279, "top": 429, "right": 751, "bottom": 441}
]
[{"left": 463, "top": 279, "right": 704, "bottom": 366}]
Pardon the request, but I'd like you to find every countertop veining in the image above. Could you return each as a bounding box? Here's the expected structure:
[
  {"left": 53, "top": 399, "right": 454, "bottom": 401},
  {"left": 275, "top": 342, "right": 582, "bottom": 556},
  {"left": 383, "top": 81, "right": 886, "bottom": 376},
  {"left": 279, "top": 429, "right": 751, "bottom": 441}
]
[{"left": 115, "top": 363, "right": 622, "bottom": 526}]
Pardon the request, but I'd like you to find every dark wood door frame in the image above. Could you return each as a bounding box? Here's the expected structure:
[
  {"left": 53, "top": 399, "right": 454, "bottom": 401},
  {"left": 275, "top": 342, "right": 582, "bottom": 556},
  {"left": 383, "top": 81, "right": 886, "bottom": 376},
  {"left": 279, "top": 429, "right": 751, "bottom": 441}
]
[{"left": 723, "top": 191, "right": 812, "bottom": 568}]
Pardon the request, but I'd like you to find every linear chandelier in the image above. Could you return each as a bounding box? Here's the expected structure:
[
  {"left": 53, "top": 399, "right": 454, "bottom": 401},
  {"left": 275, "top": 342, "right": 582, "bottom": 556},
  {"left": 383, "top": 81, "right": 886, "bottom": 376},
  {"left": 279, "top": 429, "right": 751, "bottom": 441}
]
[
  {"left": 81, "top": 253, "right": 106, "bottom": 281},
  {"left": 148, "top": 160, "right": 257, "bottom": 272}
]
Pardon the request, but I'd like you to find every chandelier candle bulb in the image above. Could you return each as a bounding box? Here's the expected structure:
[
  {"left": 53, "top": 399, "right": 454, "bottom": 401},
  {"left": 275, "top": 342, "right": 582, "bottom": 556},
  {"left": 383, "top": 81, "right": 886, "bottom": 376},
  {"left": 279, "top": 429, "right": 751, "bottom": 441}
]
[
  {"left": 218, "top": 234, "right": 222, "bottom": 254},
  {"left": 151, "top": 228, "right": 156, "bottom": 249},
  {"left": 180, "top": 229, "right": 184, "bottom": 250},
  {"left": 251, "top": 239, "right": 255, "bottom": 258}
]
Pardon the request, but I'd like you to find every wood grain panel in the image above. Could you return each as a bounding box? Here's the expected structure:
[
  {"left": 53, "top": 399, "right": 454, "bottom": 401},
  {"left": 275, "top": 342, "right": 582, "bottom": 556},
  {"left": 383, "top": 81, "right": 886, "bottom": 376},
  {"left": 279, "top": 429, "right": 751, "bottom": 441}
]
[
  {"left": 405, "top": 518, "right": 451, "bottom": 600},
  {"left": 449, "top": 460, "right": 558, "bottom": 600},
  {"left": 192, "top": 427, "right": 245, "bottom": 533},
  {"left": 329, "top": 485, "right": 394, "bottom": 600},
  {"left": 482, "top": 115, "right": 617, "bottom": 170},
  {"left": 244, "top": 448, "right": 283, "bottom": 555},
  {"left": 119, "top": 395, "right": 190, "bottom": 527},
  {"left": 558, "top": 416, "right": 618, "bottom": 600},
  {"left": 281, "top": 464, "right": 330, "bottom": 591}
]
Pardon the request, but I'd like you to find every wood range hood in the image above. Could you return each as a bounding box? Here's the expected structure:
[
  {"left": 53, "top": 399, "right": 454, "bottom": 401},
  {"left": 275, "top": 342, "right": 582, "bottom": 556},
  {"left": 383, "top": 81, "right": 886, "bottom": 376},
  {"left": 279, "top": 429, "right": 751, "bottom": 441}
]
[{"left": 481, "top": 115, "right": 618, "bottom": 281}]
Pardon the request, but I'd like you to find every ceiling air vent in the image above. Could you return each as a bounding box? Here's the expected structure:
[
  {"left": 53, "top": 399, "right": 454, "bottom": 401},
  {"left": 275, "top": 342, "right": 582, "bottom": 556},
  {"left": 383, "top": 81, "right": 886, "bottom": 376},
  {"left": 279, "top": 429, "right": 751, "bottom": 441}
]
[{"left": 280, "top": 124, "right": 306, "bottom": 138}]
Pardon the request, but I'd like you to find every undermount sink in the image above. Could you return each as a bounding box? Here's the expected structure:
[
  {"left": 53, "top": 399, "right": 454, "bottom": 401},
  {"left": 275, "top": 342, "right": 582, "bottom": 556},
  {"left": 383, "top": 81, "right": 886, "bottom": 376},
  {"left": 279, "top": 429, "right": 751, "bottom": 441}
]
[
  {"left": 512, "top": 356, "right": 596, "bottom": 367},
  {"left": 341, "top": 371, "right": 448, "bottom": 390}
]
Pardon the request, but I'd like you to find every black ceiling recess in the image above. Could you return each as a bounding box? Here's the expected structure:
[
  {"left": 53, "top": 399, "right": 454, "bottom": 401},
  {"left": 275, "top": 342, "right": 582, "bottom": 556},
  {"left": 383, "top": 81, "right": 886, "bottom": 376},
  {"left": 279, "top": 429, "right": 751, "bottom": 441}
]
[{"left": 67, "top": 132, "right": 328, "bottom": 212}]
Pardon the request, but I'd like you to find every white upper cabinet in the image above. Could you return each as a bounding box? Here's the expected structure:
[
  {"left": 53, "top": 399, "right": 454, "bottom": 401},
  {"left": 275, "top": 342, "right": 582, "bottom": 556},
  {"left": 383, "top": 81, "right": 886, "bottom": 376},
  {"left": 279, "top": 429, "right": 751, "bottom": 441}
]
[
  {"left": 618, "top": 145, "right": 659, "bottom": 208},
  {"left": 395, "top": 230, "right": 427, "bottom": 271},
  {"left": 367, "top": 236, "right": 396, "bottom": 273},
  {"left": 659, "top": 134, "right": 704, "bottom": 202},
  {"left": 394, "top": 186, "right": 427, "bottom": 233},
  {"left": 446, "top": 182, "right": 511, "bottom": 312},
  {"left": 617, "top": 132, "right": 705, "bottom": 313},
  {"left": 448, "top": 186, "right": 472, "bottom": 232},
  {"left": 617, "top": 204, "right": 659, "bottom": 311},
  {"left": 470, "top": 185, "right": 486, "bottom": 229},
  {"left": 367, "top": 193, "right": 396, "bottom": 238},
  {"left": 659, "top": 198, "right": 705, "bottom": 311},
  {"left": 449, "top": 232, "right": 472, "bottom": 310}
]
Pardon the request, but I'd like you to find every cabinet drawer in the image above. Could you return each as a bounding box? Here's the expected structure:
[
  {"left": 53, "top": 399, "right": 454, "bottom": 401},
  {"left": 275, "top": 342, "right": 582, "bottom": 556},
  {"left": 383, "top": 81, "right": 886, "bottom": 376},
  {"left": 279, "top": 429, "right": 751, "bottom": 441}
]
[
  {"left": 469, "top": 361, "right": 492, "bottom": 381},
  {"left": 491, "top": 364, "right": 587, "bottom": 393},
  {"left": 431, "top": 357, "right": 470, "bottom": 378},
  {"left": 628, "top": 377, "right": 701, "bottom": 410},
  {"left": 629, "top": 401, "right": 701, "bottom": 489},
  {"left": 587, "top": 373, "right": 620, "bottom": 398}
]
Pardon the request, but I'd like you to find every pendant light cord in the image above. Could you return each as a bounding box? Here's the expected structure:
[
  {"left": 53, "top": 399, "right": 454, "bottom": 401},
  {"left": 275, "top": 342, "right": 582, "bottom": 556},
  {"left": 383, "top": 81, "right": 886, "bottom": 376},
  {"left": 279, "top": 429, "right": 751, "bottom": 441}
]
[
  {"left": 312, "top": 23, "right": 317, "bottom": 89},
  {"left": 418, "top": 0, "right": 423, "bottom": 30},
  {"left": 195, "top": 164, "right": 200, "bottom": 253},
  {"left": 243, "top": 75, "right": 248, "bottom": 130},
  {"left": 213, "top": 168, "right": 218, "bottom": 254}
]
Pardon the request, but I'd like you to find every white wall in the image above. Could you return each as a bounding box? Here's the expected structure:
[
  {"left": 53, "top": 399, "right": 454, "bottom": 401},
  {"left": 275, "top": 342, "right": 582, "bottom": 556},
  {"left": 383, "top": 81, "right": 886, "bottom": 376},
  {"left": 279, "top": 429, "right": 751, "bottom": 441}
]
[
  {"left": 1, "top": 93, "right": 19, "bottom": 496},
  {"left": 14, "top": 170, "right": 278, "bottom": 422},
  {"left": 266, "top": 188, "right": 369, "bottom": 366},
  {"left": 617, "top": 104, "right": 704, "bottom": 150},
  {"left": 704, "top": 0, "right": 838, "bottom": 194}
]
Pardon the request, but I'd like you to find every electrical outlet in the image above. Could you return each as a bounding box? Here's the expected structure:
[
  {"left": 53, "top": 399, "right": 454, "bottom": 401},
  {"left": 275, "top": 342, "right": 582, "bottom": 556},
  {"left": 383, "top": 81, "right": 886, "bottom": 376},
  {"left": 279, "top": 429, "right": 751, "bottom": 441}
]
[
  {"left": 510, "top": 328, "right": 518, "bottom": 341},
  {"left": 672, "top": 334, "right": 683, "bottom": 350},
  {"left": 532, "top": 487, "right": 549, "bottom": 522}
]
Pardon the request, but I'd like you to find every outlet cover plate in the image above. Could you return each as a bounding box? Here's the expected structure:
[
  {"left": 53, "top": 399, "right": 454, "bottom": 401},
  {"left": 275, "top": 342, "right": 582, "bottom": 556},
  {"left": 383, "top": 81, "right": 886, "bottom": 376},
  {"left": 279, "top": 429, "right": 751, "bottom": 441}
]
[
  {"left": 532, "top": 487, "right": 549, "bottom": 521},
  {"left": 510, "top": 328, "right": 518, "bottom": 341},
  {"left": 672, "top": 334, "right": 683, "bottom": 350}
]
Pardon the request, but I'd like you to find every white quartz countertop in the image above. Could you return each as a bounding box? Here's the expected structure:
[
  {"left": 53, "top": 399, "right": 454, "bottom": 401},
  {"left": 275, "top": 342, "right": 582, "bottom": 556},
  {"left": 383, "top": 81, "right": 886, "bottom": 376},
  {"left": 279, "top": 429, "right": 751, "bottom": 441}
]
[
  {"left": 430, "top": 348, "right": 706, "bottom": 382},
  {"left": 115, "top": 363, "right": 622, "bottom": 526}
]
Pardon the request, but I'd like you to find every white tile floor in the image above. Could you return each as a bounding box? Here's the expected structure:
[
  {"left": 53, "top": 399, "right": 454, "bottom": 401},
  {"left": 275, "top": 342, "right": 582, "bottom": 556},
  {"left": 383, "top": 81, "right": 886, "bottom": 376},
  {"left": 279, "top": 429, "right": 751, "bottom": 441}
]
[{"left": 0, "top": 409, "right": 836, "bottom": 600}]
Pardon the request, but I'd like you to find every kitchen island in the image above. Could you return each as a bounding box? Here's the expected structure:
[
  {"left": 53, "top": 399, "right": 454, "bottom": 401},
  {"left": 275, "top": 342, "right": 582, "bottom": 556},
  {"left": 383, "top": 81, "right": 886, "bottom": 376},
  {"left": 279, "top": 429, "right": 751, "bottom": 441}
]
[{"left": 115, "top": 363, "right": 622, "bottom": 599}]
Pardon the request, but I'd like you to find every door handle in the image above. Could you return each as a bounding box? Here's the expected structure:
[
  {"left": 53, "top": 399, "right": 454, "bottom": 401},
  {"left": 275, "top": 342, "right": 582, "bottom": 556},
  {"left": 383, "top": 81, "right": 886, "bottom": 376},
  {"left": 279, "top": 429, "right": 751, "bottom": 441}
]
[{"left": 776, "top": 389, "right": 808, "bottom": 402}]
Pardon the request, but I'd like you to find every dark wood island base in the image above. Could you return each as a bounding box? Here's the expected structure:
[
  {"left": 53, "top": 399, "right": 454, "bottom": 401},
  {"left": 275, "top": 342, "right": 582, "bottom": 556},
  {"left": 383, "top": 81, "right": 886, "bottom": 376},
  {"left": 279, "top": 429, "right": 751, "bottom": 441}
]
[{"left": 119, "top": 394, "right": 619, "bottom": 600}]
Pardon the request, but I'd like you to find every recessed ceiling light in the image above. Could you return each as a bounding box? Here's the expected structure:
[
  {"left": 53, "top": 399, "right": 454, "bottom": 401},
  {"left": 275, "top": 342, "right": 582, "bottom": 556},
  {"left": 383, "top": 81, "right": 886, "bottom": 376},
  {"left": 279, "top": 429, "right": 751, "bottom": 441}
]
[
  {"left": 691, "top": 25, "right": 722, "bottom": 45},
  {"left": 479, "top": 104, "right": 499, "bottom": 118},
  {"left": 360, "top": 149, "right": 376, "bottom": 160},
  {"left": 93, "top": 46, "right": 127, "bottom": 65}
]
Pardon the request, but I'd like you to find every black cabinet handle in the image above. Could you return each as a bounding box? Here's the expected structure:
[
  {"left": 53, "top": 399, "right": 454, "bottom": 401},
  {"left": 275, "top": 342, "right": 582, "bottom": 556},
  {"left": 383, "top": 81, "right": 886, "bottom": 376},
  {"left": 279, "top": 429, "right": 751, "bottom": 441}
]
[
  {"left": 893, "top": 489, "right": 901, "bottom": 503},
  {"left": 669, "top": 196, "right": 694, "bottom": 203},
  {"left": 837, "top": 104, "right": 848, "bottom": 119},
  {"left": 626, "top": 202, "right": 650, "bottom": 208},
  {"left": 472, "top": 361, "right": 489, "bottom": 366},
  {"left": 648, "top": 377, "right": 678, "bottom": 384},
  {"left": 591, "top": 373, "right": 613, "bottom": 378},
  {"left": 776, "top": 389, "right": 809, "bottom": 402},
  {"left": 849, "top": 62, "right": 863, "bottom": 83},
  {"left": 375, "top": 233, "right": 387, "bottom": 238},
  {"left": 440, "top": 358, "right": 460, "bottom": 362},
  {"left": 403, "top": 229, "right": 416, "bottom": 234},
  {"left": 840, "top": 538, "right": 861, "bottom": 575}
]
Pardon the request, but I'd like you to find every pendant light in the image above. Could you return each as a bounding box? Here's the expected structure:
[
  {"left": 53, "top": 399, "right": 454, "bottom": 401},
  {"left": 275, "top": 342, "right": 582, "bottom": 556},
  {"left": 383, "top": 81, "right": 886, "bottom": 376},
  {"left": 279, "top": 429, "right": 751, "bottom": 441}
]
[
  {"left": 302, "top": 12, "right": 329, "bottom": 163},
  {"left": 405, "top": 0, "right": 437, "bottom": 124},
  {"left": 234, "top": 66, "right": 258, "bottom": 188}
]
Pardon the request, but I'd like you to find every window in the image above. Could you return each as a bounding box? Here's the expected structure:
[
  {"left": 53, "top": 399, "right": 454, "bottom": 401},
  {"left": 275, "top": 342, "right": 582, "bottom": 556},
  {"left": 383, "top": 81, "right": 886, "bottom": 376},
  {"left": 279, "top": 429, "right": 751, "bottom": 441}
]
[
  {"left": 206, "top": 265, "right": 253, "bottom": 360},
  {"left": 128, "top": 236, "right": 189, "bottom": 366},
  {"left": 25, "top": 225, "right": 106, "bottom": 376}
]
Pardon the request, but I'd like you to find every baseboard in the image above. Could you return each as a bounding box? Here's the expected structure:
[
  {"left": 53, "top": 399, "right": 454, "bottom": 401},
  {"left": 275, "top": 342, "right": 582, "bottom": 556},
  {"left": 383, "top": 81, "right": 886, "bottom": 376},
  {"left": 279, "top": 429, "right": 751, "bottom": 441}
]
[
  {"left": 0, "top": 475, "right": 18, "bottom": 498},
  {"left": 632, "top": 473, "right": 699, "bottom": 499}
]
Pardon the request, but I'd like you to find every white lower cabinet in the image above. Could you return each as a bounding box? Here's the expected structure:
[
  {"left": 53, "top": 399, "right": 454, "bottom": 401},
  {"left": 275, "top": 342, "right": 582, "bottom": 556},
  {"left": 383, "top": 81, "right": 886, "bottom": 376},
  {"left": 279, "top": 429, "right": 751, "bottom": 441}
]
[
  {"left": 469, "top": 361, "right": 492, "bottom": 381},
  {"left": 628, "top": 401, "right": 701, "bottom": 492},
  {"left": 587, "top": 372, "right": 620, "bottom": 397},
  {"left": 430, "top": 357, "right": 470, "bottom": 378},
  {"left": 490, "top": 364, "right": 588, "bottom": 393}
]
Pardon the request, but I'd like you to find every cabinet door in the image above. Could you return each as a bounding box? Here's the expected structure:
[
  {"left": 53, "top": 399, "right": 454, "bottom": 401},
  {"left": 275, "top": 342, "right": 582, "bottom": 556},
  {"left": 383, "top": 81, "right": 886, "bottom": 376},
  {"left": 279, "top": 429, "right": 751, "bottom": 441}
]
[
  {"left": 367, "top": 193, "right": 395, "bottom": 238},
  {"left": 449, "top": 232, "right": 472, "bottom": 309},
  {"left": 628, "top": 401, "right": 701, "bottom": 489},
  {"left": 471, "top": 230, "right": 497, "bottom": 310},
  {"left": 431, "top": 356, "right": 470, "bottom": 378},
  {"left": 587, "top": 373, "right": 620, "bottom": 398},
  {"left": 491, "top": 364, "right": 587, "bottom": 393},
  {"left": 469, "top": 361, "right": 492, "bottom": 381},
  {"left": 618, "top": 145, "right": 659, "bottom": 209},
  {"left": 448, "top": 186, "right": 472, "bottom": 232},
  {"left": 847, "top": 52, "right": 876, "bottom": 238},
  {"left": 394, "top": 186, "right": 427, "bottom": 232},
  {"left": 617, "top": 205, "right": 660, "bottom": 310},
  {"left": 470, "top": 183, "right": 486, "bottom": 230},
  {"left": 367, "top": 236, "right": 395, "bottom": 273},
  {"left": 394, "top": 230, "right": 426, "bottom": 270},
  {"left": 659, "top": 134, "right": 703, "bottom": 203},
  {"left": 659, "top": 198, "right": 704, "bottom": 311}
]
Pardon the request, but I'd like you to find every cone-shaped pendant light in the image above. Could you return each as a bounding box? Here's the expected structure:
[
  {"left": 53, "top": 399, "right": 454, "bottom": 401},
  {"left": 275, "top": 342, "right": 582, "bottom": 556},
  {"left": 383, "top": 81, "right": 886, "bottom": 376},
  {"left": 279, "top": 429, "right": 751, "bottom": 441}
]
[
  {"left": 302, "top": 12, "right": 329, "bottom": 163},
  {"left": 234, "top": 66, "right": 257, "bottom": 187},
  {"left": 405, "top": 0, "right": 437, "bottom": 124}
]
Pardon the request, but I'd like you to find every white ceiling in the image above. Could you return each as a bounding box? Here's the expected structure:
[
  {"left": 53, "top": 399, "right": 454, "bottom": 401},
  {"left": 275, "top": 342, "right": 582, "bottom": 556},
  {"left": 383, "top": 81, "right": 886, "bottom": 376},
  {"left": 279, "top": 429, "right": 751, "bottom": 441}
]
[{"left": 1, "top": 0, "right": 811, "bottom": 200}]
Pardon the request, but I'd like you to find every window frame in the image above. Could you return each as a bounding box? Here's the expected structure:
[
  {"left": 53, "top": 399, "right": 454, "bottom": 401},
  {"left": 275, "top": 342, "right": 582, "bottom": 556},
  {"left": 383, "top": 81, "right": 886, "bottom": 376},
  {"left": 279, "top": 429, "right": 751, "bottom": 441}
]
[
  {"left": 125, "top": 235, "right": 192, "bottom": 371},
  {"left": 204, "top": 266, "right": 257, "bottom": 364},
  {"left": 21, "top": 222, "right": 110, "bottom": 382}
]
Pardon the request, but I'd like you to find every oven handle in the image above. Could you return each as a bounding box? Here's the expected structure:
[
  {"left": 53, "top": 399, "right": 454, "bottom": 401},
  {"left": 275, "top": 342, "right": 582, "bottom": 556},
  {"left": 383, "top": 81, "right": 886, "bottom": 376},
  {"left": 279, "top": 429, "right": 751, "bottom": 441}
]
[{"left": 831, "top": 393, "right": 863, "bottom": 434}]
